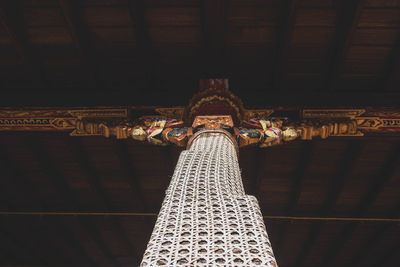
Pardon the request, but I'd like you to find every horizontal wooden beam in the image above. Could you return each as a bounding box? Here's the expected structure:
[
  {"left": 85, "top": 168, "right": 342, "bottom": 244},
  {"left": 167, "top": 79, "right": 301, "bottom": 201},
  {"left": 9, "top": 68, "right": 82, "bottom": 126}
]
[{"left": 1, "top": 91, "right": 399, "bottom": 107}]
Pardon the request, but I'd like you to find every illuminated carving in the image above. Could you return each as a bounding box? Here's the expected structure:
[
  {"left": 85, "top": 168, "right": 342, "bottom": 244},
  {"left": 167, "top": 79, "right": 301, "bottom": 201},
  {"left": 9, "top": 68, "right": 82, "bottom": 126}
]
[
  {"left": 192, "top": 115, "right": 234, "bottom": 129},
  {"left": 302, "top": 109, "right": 366, "bottom": 119},
  {"left": 155, "top": 107, "right": 185, "bottom": 121}
]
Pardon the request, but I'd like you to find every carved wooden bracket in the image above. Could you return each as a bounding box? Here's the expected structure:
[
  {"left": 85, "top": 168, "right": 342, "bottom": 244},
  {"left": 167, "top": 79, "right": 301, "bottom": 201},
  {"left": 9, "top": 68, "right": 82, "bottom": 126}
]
[{"left": 0, "top": 80, "right": 399, "bottom": 149}]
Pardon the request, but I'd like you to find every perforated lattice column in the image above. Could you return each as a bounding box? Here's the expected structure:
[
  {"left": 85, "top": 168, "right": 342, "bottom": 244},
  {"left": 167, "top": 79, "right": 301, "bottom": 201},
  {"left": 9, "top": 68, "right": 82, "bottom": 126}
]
[{"left": 141, "top": 132, "right": 278, "bottom": 266}]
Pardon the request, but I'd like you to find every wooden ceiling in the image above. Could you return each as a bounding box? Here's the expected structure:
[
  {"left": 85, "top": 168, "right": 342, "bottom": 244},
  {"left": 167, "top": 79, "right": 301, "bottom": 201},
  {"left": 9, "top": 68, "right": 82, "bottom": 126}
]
[
  {"left": 0, "top": 0, "right": 400, "bottom": 267},
  {"left": 0, "top": 132, "right": 399, "bottom": 266},
  {"left": 0, "top": 0, "right": 399, "bottom": 106}
]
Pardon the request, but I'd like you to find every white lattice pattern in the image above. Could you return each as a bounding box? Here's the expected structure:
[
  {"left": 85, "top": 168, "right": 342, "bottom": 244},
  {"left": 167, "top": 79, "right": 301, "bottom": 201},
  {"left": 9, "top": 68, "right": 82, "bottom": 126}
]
[{"left": 141, "top": 132, "right": 278, "bottom": 266}]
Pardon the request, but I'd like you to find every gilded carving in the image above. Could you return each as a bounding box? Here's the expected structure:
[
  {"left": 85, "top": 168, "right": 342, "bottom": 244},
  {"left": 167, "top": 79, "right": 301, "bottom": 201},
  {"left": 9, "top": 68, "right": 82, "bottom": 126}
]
[
  {"left": 243, "top": 109, "right": 274, "bottom": 121},
  {"left": 294, "top": 120, "right": 363, "bottom": 140},
  {"left": 357, "top": 117, "right": 400, "bottom": 131},
  {"left": 192, "top": 115, "right": 234, "bottom": 129},
  {"left": 68, "top": 108, "right": 128, "bottom": 119},
  {"left": 155, "top": 107, "right": 185, "bottom": 121},
  {"left": 302, "top": 109, "right": 366, "bottom": 119},
  {"left": 50, "top": 118, "right": 76, "bottom": 130}
]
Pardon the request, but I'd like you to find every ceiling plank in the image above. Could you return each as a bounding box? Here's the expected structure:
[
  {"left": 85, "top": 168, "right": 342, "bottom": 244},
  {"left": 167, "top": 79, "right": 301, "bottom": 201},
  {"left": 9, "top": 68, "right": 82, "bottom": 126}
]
[
  {"left": 273, "top": 0, "right": 299, "bottom": 90},
  {"left": 346, "top": 202, "right": 400, "bottom": 267},
  {"left": 24, "top": 135, "right": 119, "bottom": 266},
  {"left": 67, "top": 138, "right": 114, "bottom": 211},
  {"left": 318, "top": 142, "right": 400, "bottom": 267},
  {"left": 128, "top": 0, "right": 153, "bottom": 88},
  {"left": 0, "top": 138, "right": 94, "bottom": 265},
  {"left": 113, "top": 139, "right": 148, "bottom": 212},
  {"left": 274, "top": 142, "right": 314, "bottom": 258},
  {"left": 0, "top": 144, "right": 46, "bottom": 209},
  {"left": 371, "top": 238, "right": 400, "bottom": 267},
  {"left": 294, "top": 141, "right": 363, "bottom": 267},
  {"left": 251, "top": 148, "right": 265, "bottom": 196},
  {"left": 379, "top": 32, "right": 400, "bottom": 91},
  {"left": 0, "top": 220, "right": 46, "bottom": 265},
  {"left": 0, "top": 2, "right": 46, "bottom": 87},
  {"left": 66, "top": 137, "right": 140, "bottom": 263},
  {"left": 59, "top": 0, "right": 104, "bottom": 89},
  {"left": 324, "top": 0, "right": 367, "bottom": 91},
  {"left": 201, "top": 0, "right": 228, "bottom": 76},
  {"left": 50, "top": 217, "right": 96, "bottom": 266},
  {"left": 78, "top": 216, "right": 120, "bottom": 267}
]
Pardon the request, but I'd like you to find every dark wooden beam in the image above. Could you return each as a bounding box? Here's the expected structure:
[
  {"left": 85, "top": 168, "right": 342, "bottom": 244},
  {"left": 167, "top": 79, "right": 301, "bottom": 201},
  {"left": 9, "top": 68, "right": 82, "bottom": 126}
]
[
  {"left": 201, "top": 0, "right": 228, "bottom": 76},
  {"left": 0, "top": 144, "right": 46, "bottom": 210},
  {"left": 77, "top": 216, "right": 119, "bottom": 267},
  {"left": 324, "top": 0, "right": 366, "bottom": 91},
  {"left": 24, "top": 135, "right": 79, "bottom": 210},
  {"left": 251, "top": 148, "right": 265, "bottom": 196},
  {"left": 59, "top": 0, "right": 104, "bottom": 89},
  {"left": 1, "top": 91, "right": 400, "bottom": 107},
  {"left": 371, "top": 238, "right": 400, "bottom": 267},
  {"left": 318, "top": 142, "right": 400, "bottom": 267},
  {"left": 273, "top": 0, "right": 299, "bottom": 90},
  {"left": 274, "top": 142, "right": 314, "bottom": 258},
  {"left": 0, "top": 137, "right": 95, "bottom": 266},
  {"left": 67, "top": 138, "right": 113, "bottom": 211},
  {"left": 50, "top": 217, "right": 96, "bottom": 266},
  {"left": 0, "top": 221, "right": 46, "bottom": 265},
  {"left": 24, "top": 134, "right": 119, "bottom": 266},
  {"left": 379, "top": 31, "right": 400, "bottom": 91},
  {"left": 294, "top": 141, "right": 363, "bottom": 267},
  {"left": 0, "top": 2, "right": 46, "bottom": 87},
  {"left": 318, "top": 141, "right": 364, "bottom": 215},
  {"left": 66, "top": 137, "right": 140, "bottom": 263},
  {"left": 128, "top": 0, "right": 153, "bottom": 87},
  {"left": 113, "top": 139, "right": 147, "bottom": 212},
  {"left": 286, "top": 142, "right": 314, "bottom": 216},
  {"left": 346, "top": 202, "right": 400, "bottom": 267},
  {"left": 347, "top": 225, "right": 394, "bottom": 267}
]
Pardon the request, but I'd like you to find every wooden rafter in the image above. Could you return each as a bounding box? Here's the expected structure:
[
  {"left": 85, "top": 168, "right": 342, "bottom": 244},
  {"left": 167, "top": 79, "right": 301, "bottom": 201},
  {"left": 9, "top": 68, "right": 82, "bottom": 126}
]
[
  {"left": 23, "top": 135, "right": 119, "bottom": 266},
  {"left": 128, "top": 0, "right": 153, "bottom": 87},
  {"left": 201, "top": 0, "right": 228, "bottom": 76},
  {"left": 273, "top": 0, "right": 299, "bottom": 90},
  {"left": 318, "top": 143, "right": 400, "bottom": 267},
  {"left": 67, "top": 138, "right": 113, "bottom": 211},
  {"left": 324, "top": 0, "right": 366, "bottom": 91},
  {"left": 0, "top": 225, "right": 46, "bottom": 265},
  {"left": 59, "top": 0, "right": 103, "bottom": 88},
  {"left": 0, "top": 144, "right": 45, "bottom": 209},
  {"left": 251, "top": 148, "right": 265, "bottom": 196},
  {"left": 294, "top": 141, "right": 363, "bottom": 267},
  {"left": 113, "top": 139, "right": 148, "bottom": 212},
  {"left": 274, "top": 142, "right": 314, "bottom": 258},
  {"left": 371, "top": 237, "right": 400, "bottom": 267},
  {"left": 50, "top": 217, "right": 96, "bottom": 266},
  {"left": 78, "top": 216, "right": 119, "bottom": 267},
  {"left": 0, "top": 140, "right": 95, "bottom": 265},
  {"left": 347, "top": 202, "right": 400, "bottom": 266},
  {"left": 379, "top": 31, "right": 400, "bottom": 91},
  {"left": 66, "top": 137, "right": 140, "bottom": 263},
  {"left": 0, "top": 2, "right": 46, "bottom": 87}
]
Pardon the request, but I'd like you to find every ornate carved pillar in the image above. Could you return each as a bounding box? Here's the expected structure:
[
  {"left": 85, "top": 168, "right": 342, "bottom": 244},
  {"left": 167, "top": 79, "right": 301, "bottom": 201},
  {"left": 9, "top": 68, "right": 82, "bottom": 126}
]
[{"left": 141, "top": 116, "right": 278, "bottom": 266}]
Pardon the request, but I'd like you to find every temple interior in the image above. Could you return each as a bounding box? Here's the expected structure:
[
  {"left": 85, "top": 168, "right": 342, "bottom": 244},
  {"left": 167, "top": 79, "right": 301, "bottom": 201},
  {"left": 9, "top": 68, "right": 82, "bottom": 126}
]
[{"left": 0, "top": 1, "right": 399, "bottom": 266}]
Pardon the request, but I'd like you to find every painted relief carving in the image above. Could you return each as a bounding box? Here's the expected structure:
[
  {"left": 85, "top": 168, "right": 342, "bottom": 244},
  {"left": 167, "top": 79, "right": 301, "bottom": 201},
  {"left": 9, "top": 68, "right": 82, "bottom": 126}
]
[
  {"left": 357, "top": 117, "right": 400, "bottom": 131},
  {"left": 0, "top": 79, "right": 399, "bottom": 146},
  {"left": 302, "top": 109, "right": 366, "bottom": 119},
  {"left": 192, "top": 115, "right": 234, "bottom": 129},
  {"left": 155, "top": 107, "right": 185, "bottom": 121},
  {"left": 0, "top": 108, "right": 128, "bottom": 131}
]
